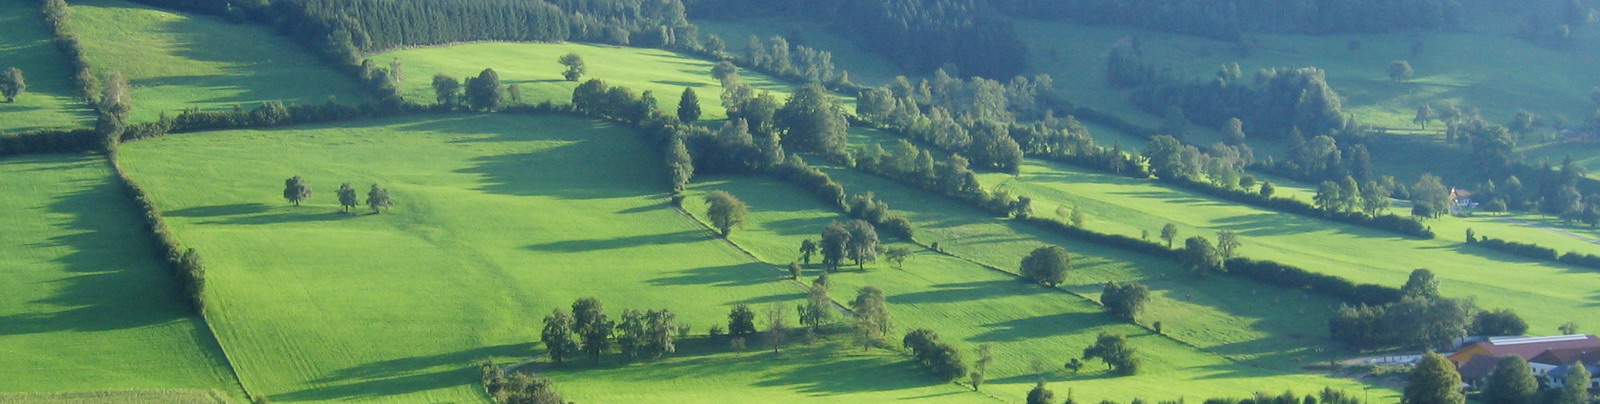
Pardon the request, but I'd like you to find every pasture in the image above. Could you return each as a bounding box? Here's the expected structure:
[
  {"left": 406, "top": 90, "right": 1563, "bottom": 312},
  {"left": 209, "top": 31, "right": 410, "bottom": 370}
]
[
  {"left": 682, "top": 174, "right": 1396, "bottom": 403},
  {"left": 376, "top": 42, "right": 797, "bottom": 120},
  {"left": 0, "top": 154, "right": 239, "bottom": 398},
  {"left": 117, "top": 114, "right": 990, "bottom": 402},
  {"left": 0, "top": 0, "right": 93, "bottom": 132},
  {"left": 67, "top": 0, "right": 369, "bottom": 123}
]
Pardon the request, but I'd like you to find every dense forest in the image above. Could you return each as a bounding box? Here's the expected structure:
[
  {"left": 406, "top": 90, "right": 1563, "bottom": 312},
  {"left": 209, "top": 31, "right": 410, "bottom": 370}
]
[{"left": 990, "top": 0, "right": 1463, "bottom": 40}]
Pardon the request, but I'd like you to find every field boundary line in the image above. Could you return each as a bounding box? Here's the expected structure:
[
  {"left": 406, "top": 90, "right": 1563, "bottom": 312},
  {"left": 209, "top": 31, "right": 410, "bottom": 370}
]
[
  {"left": 669, "top": 200, "right": 853, "bottom": 314},
  {"left": 104, "top": 155, "right": 257, "bottom": 402}
]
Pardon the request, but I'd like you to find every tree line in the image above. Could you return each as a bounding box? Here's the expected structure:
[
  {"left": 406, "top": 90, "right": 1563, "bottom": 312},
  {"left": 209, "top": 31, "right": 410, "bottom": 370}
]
[
  {"left": 1467, "top": 231, "right": 1600, "bottom": 270},
  {"left": 991, "top": 0, "right": 1462, "bottom": 41},
  {"left": 686, "top": 0, "right": 1027, "bottom": 79}
]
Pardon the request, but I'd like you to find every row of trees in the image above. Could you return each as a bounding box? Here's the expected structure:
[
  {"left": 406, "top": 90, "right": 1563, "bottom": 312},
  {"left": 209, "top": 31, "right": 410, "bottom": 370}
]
[
  {"left": 541, "top": 297, "right": 681, "bottom": 364},
  {"left": 433, "top": 69, "right": 508, "bottom": 112},
  {"left": 1468, "top": 232, "right": 1600, "bottom": 270},
  {"left": 1131, "top": 65, "right": 1354, "bottom": 142},
  {"left": 281, "top": 176, "right": 394, "bottom": 214},
  {"left": 1026, "top": 384, "right": 1361, "bottom": 404}
]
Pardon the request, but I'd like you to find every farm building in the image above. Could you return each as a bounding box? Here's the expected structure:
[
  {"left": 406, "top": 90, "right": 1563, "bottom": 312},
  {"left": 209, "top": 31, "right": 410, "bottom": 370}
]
[{"left": 1449, "top": 334, "right": 1600, "bottom": 389}]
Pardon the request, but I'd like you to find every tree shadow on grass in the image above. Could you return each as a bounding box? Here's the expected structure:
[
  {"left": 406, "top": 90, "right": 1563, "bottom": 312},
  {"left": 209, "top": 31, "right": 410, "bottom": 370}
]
[
  {"left": 647, "top": 263, "right": 780, "bottom": 288},
  {"left": 0, "top": 172, "right": 191, "bottom": 336},
  {"left": 525, "top": 230, "right": 701, "bottom": 252},
  {"left": 199, "top": 210, "right": 353, "bottom": 225},
  {"left": 166, "top": 203, "right": 269, "bottom": 218},
  {"left": 970, "top": 311, "right": 1110, "bottom": 343},
  {"left": 887, "top": 280, "right": 1038, "bottom": 305},
  {"left": 275, "top": 343, "right": 527, "bottom": 402}
]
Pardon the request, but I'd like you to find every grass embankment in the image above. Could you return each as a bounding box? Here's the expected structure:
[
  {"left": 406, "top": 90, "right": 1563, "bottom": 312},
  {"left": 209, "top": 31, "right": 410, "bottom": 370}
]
[
  {"left": 68, "top": 0, "right": 369, "bottom": 123},
  {"left": 0, "top": 154, "right": 239, "bottom": 399},
  {"left": 376, "top": 42, "right": 798, "bottom": 120},
  {"left": 0, "top": 0, "right": 94, "bottom": 132},
  {"left": 118, "top": 114, "right": 983, "bottom": 403}
]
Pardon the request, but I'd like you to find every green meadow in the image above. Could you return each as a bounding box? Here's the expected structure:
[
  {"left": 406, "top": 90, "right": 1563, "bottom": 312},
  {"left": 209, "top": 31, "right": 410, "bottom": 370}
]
[
  {"left": 0, "top": 0, "right": 93, "bottom": 132},
  {"left": 681, "top": 174, "right": 1395, "bottom": 403},
  {"left": 67, "top": 0, "right": 369, "bottom": 122},
  {"left": 117, "top": 114, "right": 998, "bottom": 403},
  {"left": 0, "top": 154, "right": 239, "bottom": 398},
  {"left": 376, "top": 42, "right": 797, "bottom": 119}
]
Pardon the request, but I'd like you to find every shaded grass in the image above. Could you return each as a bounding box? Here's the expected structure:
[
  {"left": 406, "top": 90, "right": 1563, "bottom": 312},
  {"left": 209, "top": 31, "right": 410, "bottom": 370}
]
[
  {"left": 0, "top": 389, "right": 231, "bottom": 404},
  {"left": 0, "top": 0, "right": 94, "bottom": 132},
  {"left": 0, "top": 154, "right": 239, "bottom": 397},
  {"left": 374, "top": 42, "right": 803, "bottom": 120},
  {"left": 68, "top": 0, "right": 369, "bottom": 122},
  {"left": 683, "top": 174, "right": 1396, "bottom": 403},
  {"left": 118, "top": 114, "right": 983, "bottom": 403}
]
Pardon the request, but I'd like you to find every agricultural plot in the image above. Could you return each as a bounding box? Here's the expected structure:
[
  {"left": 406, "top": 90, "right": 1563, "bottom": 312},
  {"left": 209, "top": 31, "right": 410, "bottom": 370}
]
[
  {"left": 377, "top": 42, "right": 796, "bottom": 120},
  {"left": 940, "top": 146, "right": 1600, "bottom": 335},
  {"left": 0, "top": 0, "right": 93, "bottom": 132},
  {"left": 117, "top": 114, "right": 986, "bottom": 403},
  {"left": 68, "top": 0, "right": 369, "bottom": 123},
  {"left": 681, "top": 175, "right": 1395, "bottom": 403},
  {"left": 0, "top": 154, "right": 239, "bottom": 398}
]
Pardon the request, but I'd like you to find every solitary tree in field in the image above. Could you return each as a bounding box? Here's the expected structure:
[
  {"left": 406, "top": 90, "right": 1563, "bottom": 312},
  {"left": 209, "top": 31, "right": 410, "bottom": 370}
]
[
  {"left": 1019, "top": 245, "right": 1070, "bottom": 286},
  {"left": 1, "top": 67, "right": 25, "bottom": 103},
  {"left": 365, "top": 184, "right": 393, "bottom": 214},
  {"left": 465, "top": 69, "right": 504, "bottom": 112},
  {"left": 558, "top": 53, "right": 586, "bottom": 81},
  {"left": 1082, "top": 332, "right": 1140, "bottom": 375},
  {"left": 703, "top": 190, "right": 748, "bottom": 237},
  {"left": 1402, "top": 351, "right": 1465, "bottom": 404},
  {"left": 970, "top": 344, "right": 994, "bottom": 391},
  {"left": 851, "top": 286, "right": 892, "bottom": 351},
  {"left": 336, "top": 183, "right": 358, "bottom": 213},
  {"left": 1101, "top": 281, "right": 1150, "bottom": 321},
  {"left": 885, "top": 246, "right": 911, "bottom": 269},
  {"left": 1160, "top": 223, "right": 1179, "bottom": 248},
  {"left": 541, "top": 308, "right": 579, "bottom": 365},
  {"left": 1389, "top": 60, "right": 1415, "bottom": 83},
  {"left": 798, "top": 239, "right": 818, "bottom": 264},
  {"left": 678, "top": 87, "right": 701, "bottom": 123},
  {"left": 1414, "top": 104, "right": 1436, "bottom": 130},
  {"left": 283, "top": 176, "right": 312, "bottom": 206}
]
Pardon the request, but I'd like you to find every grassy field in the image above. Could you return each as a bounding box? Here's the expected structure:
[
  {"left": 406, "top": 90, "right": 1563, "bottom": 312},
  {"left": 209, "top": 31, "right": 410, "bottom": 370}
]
[
  {"left": 67, "top": 0, "right": 369, "bottom": 123},
  {"left": 921, "top": 143, "right": 1600, "bottom": 337},
  {"left": 0, "top": 154, "right": 239, "bottom": 398},
  {"left": 682, "top": 174, "right": 1395, "bottom": 403},
  {"left": 0, "top": 0, "right": 93, "bottom": 132},
  {"left": 0, "top": 389, "right": 231, "bottom": 404},
  {"left": 118, "top": 114, "right": 990, "bottom": 403},
  {"left": 376, "top": 42, "right": 798, "bottom": 120}
]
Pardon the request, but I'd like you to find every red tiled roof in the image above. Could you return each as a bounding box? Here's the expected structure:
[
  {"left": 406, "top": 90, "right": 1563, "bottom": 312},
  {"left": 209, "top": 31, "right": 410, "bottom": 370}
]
[
  {"left": 1469, "top": 335, "right": 1600, "bottom": 361},
  {"left": 1531, "top": 348, "right": 1600, "bottom": 366},
  {"left": 1459, "top": 355, "right": 1503, "bottom": 381}
]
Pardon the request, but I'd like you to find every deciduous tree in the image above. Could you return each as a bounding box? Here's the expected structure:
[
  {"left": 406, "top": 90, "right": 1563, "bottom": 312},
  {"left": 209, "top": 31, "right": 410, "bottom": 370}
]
[
  {"left": 465, "top": 68, "right": 504, "bottom": 111},
  {"left": 1082, "top": 332, "right": 1140, "bottom": 375},
  {"left": 1483, "top": 356, "right": 1537, "bottom": 404},
  {"left": 728, "top": 304, "right": 756, "bottom": 338},
  {"left": 541, "top": 309, "right": 578, "bottom": 365},
  {"left": 283, "top": 176, "right": 312, "bottom": 206},
  {"left": 558, "top": 53, "right": 585, "bottom": 81},
  {"left": 851, "top": 286, "right": 892, "bottom": 351},
  {"left": 1402, "top": 351, "right": 1464, "bottom": 404},
  {"left": 572, "top": 298, "right": 612, "bottom": 362},
  {"left": 1, "top": 67, "right": 25, "bottom": 103},
  {"left": 703, "top": 190, "right": 748, "bottom": 237},
  {"left": 365, "top": 184, "right": 393, "bottom": 213},
  {"left": 337, "top": 183, "right": 358, "bottom": 213},
  {"left": 1019, "top": 245, "right": 1070, "bottom": 286}
]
